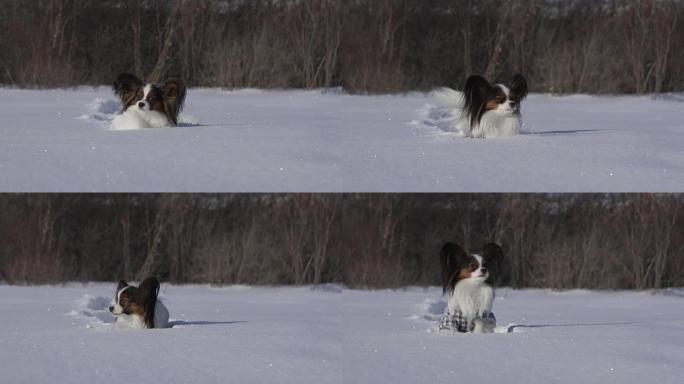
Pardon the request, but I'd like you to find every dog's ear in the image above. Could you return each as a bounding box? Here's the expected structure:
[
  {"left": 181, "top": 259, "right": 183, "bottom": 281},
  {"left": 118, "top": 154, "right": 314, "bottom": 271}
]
[
  {"left": 482, "top": 243, "right": 504, "bottom": 285},
  {"left": 113, "top": 73, "right": 143, "bottom": 109},
  {"left": 138, "top": 277, "right": 160, "bottom": 300},
  {"left": 138, "top": 277, "right": 160, "bottom": 328},
  {"left": 117, "top": 280, "right": 128, "bottom": 291},
  {"left": 482, "top": 243, "right": 503, "bottom": 262},
  {"left": 161, "top": 79, "right": 187, "bottom": 125},
  {"left": 509, "top": 74, "right": 528, "bottom": 101},
  {"left": 463, "top": 75, "right": 496, "bottom": 128},
  {"left": 440, "top": 242, "right": 469, "bottom": 294}
]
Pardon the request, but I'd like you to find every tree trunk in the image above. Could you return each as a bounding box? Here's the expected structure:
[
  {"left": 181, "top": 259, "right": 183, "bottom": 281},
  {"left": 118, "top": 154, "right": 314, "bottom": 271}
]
[{"left": 147, "top": 0, "right": 185, "bottom": 83}]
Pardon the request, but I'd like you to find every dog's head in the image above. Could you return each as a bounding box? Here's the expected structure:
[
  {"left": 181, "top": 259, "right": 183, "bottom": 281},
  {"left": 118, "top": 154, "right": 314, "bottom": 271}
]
[
  {"left": 440, "top": 242, "right": 504, "bottom": 293},
  {"left": 112, "top": 73, "right": 186, "bottom": 125},
  {"left": 462, "top": 74, "right": 528, "bottom": 129},
  {"left": 109, "top": 277, "right": 160, "bottom": 328}
]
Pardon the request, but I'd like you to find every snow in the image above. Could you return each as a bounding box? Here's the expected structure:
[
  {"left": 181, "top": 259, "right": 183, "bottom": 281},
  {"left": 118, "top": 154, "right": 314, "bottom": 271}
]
[
  {"left": 0, "top": 285, "right": 681, "bottom": 384},
  {"left": 0, "top": 284, "right": 341, "bottom": 384},
  {"left": 0, "top": 88, "right": 683, "bottom": 192}
]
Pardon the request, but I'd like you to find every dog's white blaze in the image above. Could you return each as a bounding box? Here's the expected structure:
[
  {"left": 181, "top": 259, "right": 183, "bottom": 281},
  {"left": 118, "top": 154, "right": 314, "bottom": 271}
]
[
  {"left": 133, "top": 84, "right": 152, "bottom": 111},
  {"left": 496, "top": 84, "right": 511, "bottom": 97},
  {"left": 112, "top": 285, "right": 132, "bottom": 315},
  {"left": 494, "top": 85, "right": 516, "bottom": 113},
  {"left": 143, "top": 84, "right": 152, "bottom": 99}
]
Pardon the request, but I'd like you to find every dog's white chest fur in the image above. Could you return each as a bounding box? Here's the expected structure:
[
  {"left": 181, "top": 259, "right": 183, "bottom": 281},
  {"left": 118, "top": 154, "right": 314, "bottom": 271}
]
[
  {"left": 111, "top": 106, "right": 170, "bottom": 130},
  {"left": 447, "top": 280, "right": 494, "bottom": 322},
  {"left": 471, "top": 112, "right": 521, "bottom": 138}
]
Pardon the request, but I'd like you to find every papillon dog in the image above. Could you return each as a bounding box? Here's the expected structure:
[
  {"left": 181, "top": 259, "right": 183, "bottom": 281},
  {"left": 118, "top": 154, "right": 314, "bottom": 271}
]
[
  {"left": 112, "top": 73, "right": 186, "bottom": 129},
  {"left": 439, "top": 242, "right": 503, "bottom": 333},
  {"left": 109, "top": 277, "right": 170, "bottom": 329},
  {"left": 462, "top": 74, "right": 528, "bottom": 138}
]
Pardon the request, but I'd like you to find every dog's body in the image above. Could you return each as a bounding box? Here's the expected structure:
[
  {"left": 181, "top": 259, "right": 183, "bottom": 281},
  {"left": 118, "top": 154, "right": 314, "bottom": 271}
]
[
  {"left": 112, "top": 73, "right": 186, "bottom": 129},
  {"left": 434, "top": 74, "right": 528, "bottom": 138},
  {"left": 109, "top": 277, "right": 170, "bottom": 329},
  {"left": 439, "top": 242, "right": 503, "bottom": 333},
  {"left": 462, "top": 74, "right": 528, "bottom": 138}
]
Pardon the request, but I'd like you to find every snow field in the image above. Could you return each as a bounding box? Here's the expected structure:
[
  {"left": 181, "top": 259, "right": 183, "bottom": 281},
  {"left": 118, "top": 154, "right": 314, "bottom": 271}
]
[
  {"left": 1, "top": 285, "right": 682, "bottom": 384},
  {"left": 1, "top": 88, "right": 683, "bottom": 192}
]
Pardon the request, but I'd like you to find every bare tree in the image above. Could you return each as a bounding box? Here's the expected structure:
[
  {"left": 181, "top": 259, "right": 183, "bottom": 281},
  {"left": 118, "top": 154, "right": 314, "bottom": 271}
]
[
  {"left": 483, "top": 0, "right": 513, "bottom": 80},
  {"left": 147, "top": 0, "right": 186, "bottom": 83},
  {"left": 137, "top": 195, "right": 175, "bottom": 280}
]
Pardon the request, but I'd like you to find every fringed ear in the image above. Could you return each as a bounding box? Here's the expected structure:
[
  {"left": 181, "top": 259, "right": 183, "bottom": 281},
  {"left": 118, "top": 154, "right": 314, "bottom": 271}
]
[
  {"left": 138, "top": 277, "right": 160, "bottom": 328},
  {"left": 482, "top": 243, "right": 503, "bottom": 262},
  {"left": 117, "top": 280, "right": 128, "bottom": 291},
  {"left": 463, "top": 75, "right": 496, "bottom": 129},
  {"left": 161, "top": 79, "right": 187, "bottom": 125},
  {"left": 509, "top": 74, "right": 528, "bottom": 101},
  {"left": 482, "top": 243, "right": 504, "bottom": 285},
  {"left": 440, "top": 242, "right": 469, "bottom": 295},
  {"left": 113, "top": 73, "right": 143, "bottom": 109}
]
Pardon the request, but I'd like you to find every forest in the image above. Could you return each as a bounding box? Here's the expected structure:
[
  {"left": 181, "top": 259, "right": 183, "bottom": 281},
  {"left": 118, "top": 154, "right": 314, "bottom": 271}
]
[
  {"left": 1, "top": 194, "right": 682, "bottom": 289},
  {"left": 0, "top": 0, "right": 682, "bottom": 93}
]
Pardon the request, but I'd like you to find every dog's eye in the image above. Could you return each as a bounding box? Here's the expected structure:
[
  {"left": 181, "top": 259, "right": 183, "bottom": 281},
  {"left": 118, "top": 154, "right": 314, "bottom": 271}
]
[{"left": 469, "top": 262, "right": 478, "bottom": 271}]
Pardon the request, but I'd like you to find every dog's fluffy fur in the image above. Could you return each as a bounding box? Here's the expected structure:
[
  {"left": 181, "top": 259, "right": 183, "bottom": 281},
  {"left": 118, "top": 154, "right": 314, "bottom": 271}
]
[
  {"left": 440, "top": 242, "right": 503, "bottom": 333},
  {"left": 433, "top": 74, "right": 528, "bottom": 138},
  {"left": 462, "top": 74, "right": 528, "bottom": 138},
  {"left": 112, "top": 73, "right": 186, "bottom": 129}
]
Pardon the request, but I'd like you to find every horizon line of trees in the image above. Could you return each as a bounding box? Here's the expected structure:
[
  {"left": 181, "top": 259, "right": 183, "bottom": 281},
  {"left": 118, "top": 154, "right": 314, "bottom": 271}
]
[
  {"left": 1, "top": 194, "right": 683, "bottom": 290},
  {"left": 0, "top": 0, "right": 683, "bottom": 94}
]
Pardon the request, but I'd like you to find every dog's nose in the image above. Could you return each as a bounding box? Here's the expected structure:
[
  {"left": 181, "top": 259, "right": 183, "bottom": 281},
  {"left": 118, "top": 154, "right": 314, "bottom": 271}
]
[
  {"left": 108, "top": 306, "right": 114, "bottom": 313},
  {"left": 138, "top": 101, "right": 145, "bottom": 108},
  {"left": 510, "top": 102, "right": 517, "bottom": 108},
  {"left": 481, "top": 268, "right": 488, "bottom": 274}
]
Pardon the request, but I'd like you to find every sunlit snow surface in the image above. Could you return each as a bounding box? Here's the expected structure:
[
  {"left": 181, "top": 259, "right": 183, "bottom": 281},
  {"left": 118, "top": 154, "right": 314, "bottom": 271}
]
[
  {"left": 0, "top": 284, "right": 341, "bottom": 384},
  {"left": 0, "top": 88, "right": 683, "bottom": 192},
  {"left": 0, "top": 285, "right": 682, "bottom": 384}
]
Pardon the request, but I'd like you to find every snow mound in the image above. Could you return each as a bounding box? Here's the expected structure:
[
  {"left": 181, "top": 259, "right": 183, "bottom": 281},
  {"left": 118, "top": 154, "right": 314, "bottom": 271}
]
[
  {"left": 654, "top": 288, "right": 684, "bottom": 297},
  {"left": 72, "top": 294, "right": 115, "bottom": 325},
  {"left": 178, "top": 113, "right": 200, "bottom": 126},
  {"left": 310, "top": 284, "right": 345, "bottom": 293},
  {"left": 419, "top": 88, "right": 471, "bottom": 136},
  {"left": 415, "top": 298, "right": 446, "bottom": 321},
  {"left": 653, "top": 93, "right": 684, "bottom": 102},
  {"left": 79, "top": 97, "right": 120, "bottom": 122}
]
